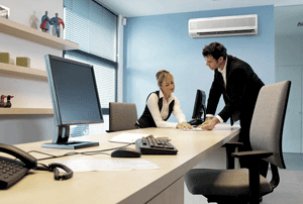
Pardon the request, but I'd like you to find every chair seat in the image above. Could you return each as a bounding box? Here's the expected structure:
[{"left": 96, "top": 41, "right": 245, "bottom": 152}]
[{"left": 185, "top": 168, "right": 273, "bottom": 197}]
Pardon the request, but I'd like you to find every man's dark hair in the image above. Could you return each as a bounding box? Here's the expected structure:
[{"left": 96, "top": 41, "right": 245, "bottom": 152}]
[{"left": 202, "top": 42, "right": 227, "bottom": 60}]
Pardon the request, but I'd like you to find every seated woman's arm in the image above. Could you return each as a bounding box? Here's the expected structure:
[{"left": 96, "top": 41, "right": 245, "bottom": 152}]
[
  {"left": 147, "top": 93, "right": 177, "bottom": 128},
  {"left": 173, "top": 98, "right": 192, "bottom": 129}
]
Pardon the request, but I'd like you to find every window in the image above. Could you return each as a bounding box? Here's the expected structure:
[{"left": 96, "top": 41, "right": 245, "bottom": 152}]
[
  {"left": 63, "top": 0, "right": 118, "bottom": 136},
  {"left": 64, "top": 0, "right": 118, "bottom": 112}
]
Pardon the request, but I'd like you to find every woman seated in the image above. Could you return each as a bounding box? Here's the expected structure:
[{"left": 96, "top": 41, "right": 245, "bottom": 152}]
[{"left": 137, "top": 69, "right": 192, "bottom": 129}]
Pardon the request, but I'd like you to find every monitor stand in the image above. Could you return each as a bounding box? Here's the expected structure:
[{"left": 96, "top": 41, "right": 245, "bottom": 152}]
[
  {"left": 188, "top": 118, "right": 204, "bottom": 126},
  {"left": 42, "top": 141, "right": 99, "bottom": 150},
  {"left": 42, "top": 125, "right": 99, "bottom": 149}
]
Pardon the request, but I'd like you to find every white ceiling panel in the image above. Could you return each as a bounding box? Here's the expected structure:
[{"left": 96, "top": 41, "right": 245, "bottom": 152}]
[{"left": 97, "top": 0, "right": 303, "bottom": 17}]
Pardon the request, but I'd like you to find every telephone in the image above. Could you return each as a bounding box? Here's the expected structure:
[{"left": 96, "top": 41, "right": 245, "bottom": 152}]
[
  {"left": 0, "top": 143, "right": 37, "bottom": 189},
  {"left": 0, "top": 143, "right": 73, "bottom": 190}
]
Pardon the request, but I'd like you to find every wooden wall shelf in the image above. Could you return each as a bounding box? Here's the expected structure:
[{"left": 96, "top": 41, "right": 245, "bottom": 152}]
[
  {"left": 0, "top": 18, "right": 73, "bottom": 117},
  {"left": 0, "top": 18, "right": 78, "bottom": 50},
  {"left": 0, "top": 108, "right": 53, "bottom": 115},
  {"left": 0, "top": 63, "right": 48, "bottom": 80}
]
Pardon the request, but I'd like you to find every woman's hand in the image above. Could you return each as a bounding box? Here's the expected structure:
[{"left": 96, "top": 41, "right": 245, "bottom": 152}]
[{"left": 176, "top": 122, "right": 193, "bottom": 130}]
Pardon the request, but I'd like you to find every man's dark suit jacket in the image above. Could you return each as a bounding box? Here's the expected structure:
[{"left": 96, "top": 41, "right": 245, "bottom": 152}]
[{"left": 206, "top": 55, "right": 264, "bottom": 147}]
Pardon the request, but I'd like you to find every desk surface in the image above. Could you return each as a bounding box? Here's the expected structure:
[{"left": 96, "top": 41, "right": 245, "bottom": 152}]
[{"left": 0, "top": 125, "right": 239, "bottom": 204}]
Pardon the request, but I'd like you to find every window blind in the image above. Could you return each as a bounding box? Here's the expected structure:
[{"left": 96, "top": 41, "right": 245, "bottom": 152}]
[
  {"left": 64, "top": 0, "right": 117, "bottom": 62},
  {"left": 63, "top": 0, "right": 118, "bottom": 111}
]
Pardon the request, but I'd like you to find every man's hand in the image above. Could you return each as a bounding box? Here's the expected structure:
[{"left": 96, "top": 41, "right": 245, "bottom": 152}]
[{"left": 199, "top": 117, "right": 220, "bottom": 130}]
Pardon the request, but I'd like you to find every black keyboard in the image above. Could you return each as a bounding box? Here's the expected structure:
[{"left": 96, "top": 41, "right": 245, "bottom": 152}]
[
  {"left": 0, "top": 156, "right": 29, "bottom": 189},
  {"left": 135, "top": 135, "right": 178, "bottom": 155}
]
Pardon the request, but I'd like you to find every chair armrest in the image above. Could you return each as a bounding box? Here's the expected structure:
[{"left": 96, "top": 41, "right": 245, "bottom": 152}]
[
  {"left": 223, "top": 142, "right": 243, "bottom": 169},
  {"left": 233, "top": 150, "right": 273, "bottom": 204},
  {"left": 232, "top": 150, "right": 273, "bottom": 160},
  {"left": 223, "top": 141, "right": 243, "bottom": 149}
]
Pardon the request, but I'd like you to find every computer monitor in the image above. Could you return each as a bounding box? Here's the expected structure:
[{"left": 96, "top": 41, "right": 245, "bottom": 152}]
[
  {"left": 188, "top": 89, "right": 206, "bottom": 126},
  {"left": 43, "top": 55, "right": 103, "bottom": 149}
]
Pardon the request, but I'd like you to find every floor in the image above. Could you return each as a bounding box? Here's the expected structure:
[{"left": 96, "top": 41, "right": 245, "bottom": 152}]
[
  {"left": 184, "top": 152, "right": 303, "bottom": 204},
  {"left": 261, "top": 153, "right": 303, "bottom": 204}
]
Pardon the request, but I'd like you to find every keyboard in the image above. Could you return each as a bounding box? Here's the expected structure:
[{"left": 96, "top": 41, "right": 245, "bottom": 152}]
[{"left": 135, "top": 135, "right": 178, "bottom": 155}]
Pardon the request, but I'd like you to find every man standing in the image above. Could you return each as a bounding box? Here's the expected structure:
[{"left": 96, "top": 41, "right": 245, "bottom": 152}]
[{"left": 200, "top": 42, "right": 267, "bottom": 174}]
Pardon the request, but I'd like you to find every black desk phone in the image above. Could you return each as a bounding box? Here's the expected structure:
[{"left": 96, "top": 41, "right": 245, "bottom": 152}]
[
  {"left": 0, "top": 143, "right": 73, "bottom": 190},
  {"left": 0, "top": 143, "right": 37, "bottom": 189}
]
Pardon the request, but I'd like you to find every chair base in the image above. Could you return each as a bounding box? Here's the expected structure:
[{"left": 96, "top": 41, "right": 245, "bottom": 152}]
[{"left": 206, "top": 195, "right": 263, "bottom": 204}]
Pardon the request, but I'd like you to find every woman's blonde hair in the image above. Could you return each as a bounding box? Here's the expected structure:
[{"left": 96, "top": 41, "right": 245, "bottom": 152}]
[{"left": 156, "top": 69, "right": 173, "bottom": 87}]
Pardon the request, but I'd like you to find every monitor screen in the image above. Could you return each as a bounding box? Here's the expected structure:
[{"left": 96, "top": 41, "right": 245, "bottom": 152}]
[
  {"left": 188, "top": 89, "right": 206, "bottom": 126},
  {"left": 43, "top": 55, "right": 103, "bottom": 149}
]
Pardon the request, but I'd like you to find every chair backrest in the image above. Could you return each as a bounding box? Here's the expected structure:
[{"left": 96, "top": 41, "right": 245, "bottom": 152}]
[
  {"left": 108, "top": 102, "right": 138, "bottom": 132},
  {"left": 250, "top": 81, "right": 291, "bottom": 168}
]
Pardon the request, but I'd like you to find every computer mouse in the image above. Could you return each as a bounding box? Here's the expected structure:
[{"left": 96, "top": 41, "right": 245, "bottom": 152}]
[{"left": 111, "top": 147, "right": 141, "bottom": 158}]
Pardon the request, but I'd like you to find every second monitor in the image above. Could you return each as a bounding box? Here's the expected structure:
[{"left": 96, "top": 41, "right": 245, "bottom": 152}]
[{"left": 188, "top": 89, "right": 206, "bottom": 126}]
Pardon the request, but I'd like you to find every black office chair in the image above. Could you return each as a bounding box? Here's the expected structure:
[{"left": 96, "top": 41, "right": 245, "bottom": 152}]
[
  {"left": 185, "top": 81, "right": 291, "bottom": 204},
  {"left": 107, "top": 102, "right": 138, "bottom": 132}
]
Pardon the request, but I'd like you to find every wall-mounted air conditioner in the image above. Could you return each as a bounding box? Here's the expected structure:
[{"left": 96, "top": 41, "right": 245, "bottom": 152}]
[{"left": 188, "top": 14, "right": 258, "bottom": 38}]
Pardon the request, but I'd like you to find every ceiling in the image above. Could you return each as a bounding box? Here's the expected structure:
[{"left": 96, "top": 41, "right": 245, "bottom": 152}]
[{"left": 97, "top": 0, "right": 303, "bottom": 17}]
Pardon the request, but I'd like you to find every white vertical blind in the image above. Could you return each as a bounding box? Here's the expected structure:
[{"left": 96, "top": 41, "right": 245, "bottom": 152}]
[
  {"left": 63, "top": 0, "right": 118, "bottom": 111},
  {"left": 89, "top": 3, "right": 117, "bottom": 61},
  {"left": 64, "top": 0, "right": 117, "bottom": 62},
  {"left": 64, "top": 0, "right": 90, "bottom": 51},
  {"left": 94, "top": 63, "right": 116, "bottom": 108}
]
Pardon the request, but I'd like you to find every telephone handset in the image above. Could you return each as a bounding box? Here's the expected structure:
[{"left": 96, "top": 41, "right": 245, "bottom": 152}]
[
  {"left": 0, "top": 143, "right": 37, "bottom": 168},
  {"left": 0, "top": 143, "right": 37, "bottom": 189},
  {"left": 0, "top": 143, "right": 73, "bottom": 190}
]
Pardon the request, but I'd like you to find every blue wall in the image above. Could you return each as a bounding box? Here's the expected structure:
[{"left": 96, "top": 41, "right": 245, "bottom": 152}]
[{"left": 124, "top": 6, "right": 274, "bottom": 121}]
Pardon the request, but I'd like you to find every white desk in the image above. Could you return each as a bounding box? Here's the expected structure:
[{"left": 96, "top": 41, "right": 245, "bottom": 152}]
[{"left": 0, "top": 124, "right": 239, "bottom": 204}]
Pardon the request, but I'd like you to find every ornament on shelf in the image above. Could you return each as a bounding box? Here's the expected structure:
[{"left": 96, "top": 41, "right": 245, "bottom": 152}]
[
  {"left": 0, "top": 95, "right": 14, "bottom": 108},
  {"left": 0, "top": 52, "right": 10, "bottom": 64},
  {"left": 30, "top": 11, "right": 39, "bottom": 29},
  {"left": 0, "top": 5, "right": 10, "bottom": 19},
  {"left": 40, "top": 11, "right": 50, "bottom": 33},
  {"left": 5, "top": 95, "right": 14, "bottom": 108},
  {"left": 0, "top": 95, "right": 6, "bottom": 107},
  {"left": 49, "top": 13, "right": 65, "bottom": 37},
  {"left": 16, "top": 56, "right": 30, "bottom": 67}
]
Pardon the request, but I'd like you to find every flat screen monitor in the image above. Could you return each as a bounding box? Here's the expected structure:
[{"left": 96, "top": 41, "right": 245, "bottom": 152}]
[
  {"left": 188, "top": 89, "right": 206, "bottom": 126},
  {"left": 43, "top": 55, "right": 103, "bottom": 149}
]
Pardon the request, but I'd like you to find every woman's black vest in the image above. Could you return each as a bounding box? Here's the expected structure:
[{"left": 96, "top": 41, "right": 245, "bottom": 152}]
[{"left": 137, "top": 91, "right": 175, "bottom": 128}]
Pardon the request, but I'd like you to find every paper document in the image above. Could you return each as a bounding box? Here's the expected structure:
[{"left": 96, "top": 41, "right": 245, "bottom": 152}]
[
  {"left": 109, "top": 132, "right": 151, "bottom": 143},
  {"left": 62, "top": 157, "right": 159, "bottom": 172},
  {"left": 181, "top": 127, "right": 204, "bottom": 131}
]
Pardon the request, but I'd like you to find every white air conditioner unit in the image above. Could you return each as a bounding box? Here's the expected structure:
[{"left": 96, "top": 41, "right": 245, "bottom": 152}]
[{"left": 188, "top": 14, "right": 258, "bottom": 38}]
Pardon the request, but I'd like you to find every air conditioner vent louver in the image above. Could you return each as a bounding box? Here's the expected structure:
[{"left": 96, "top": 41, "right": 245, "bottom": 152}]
[{"left": 189, "top": 14, "right": 258, "bottom": 38}]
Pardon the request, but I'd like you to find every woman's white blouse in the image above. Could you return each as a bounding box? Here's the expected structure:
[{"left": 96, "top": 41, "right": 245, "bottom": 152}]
[{"left": 146, "top": 91, "right": 187, "bottom": 128}]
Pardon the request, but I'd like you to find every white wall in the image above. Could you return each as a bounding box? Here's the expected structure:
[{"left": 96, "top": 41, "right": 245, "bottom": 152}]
[
  {"left": 275, "top": 5, "right": 303, "bottom": 153},
  {"left": 0, "top": 0, "right": 64, "bottom": 144},
  {"left": 0, "top": 0, "right": 64, "bottom": 108}
]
